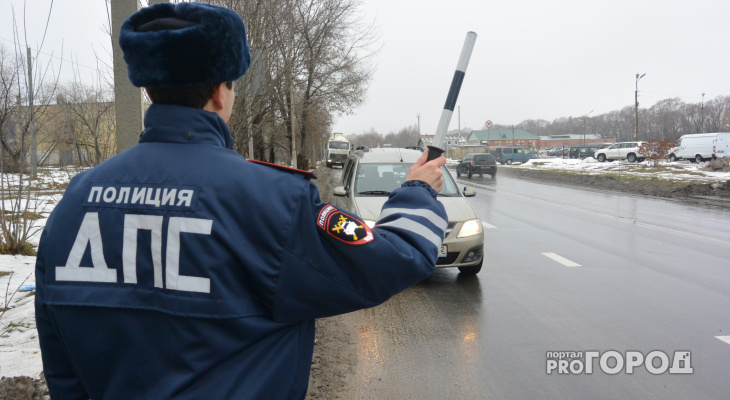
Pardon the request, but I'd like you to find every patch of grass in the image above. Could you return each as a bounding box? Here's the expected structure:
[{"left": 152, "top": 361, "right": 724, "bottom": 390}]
[
  {"left": 600, "top": 173, "right": 705, "bottom": 186},
  {"left": 0, "top": 271, "right": 9, "bottom": 278},
  {"left": 0, "top": 210, "right": 45, "bottom": 220},
  {"left": 46, "top": 181, "right": 69, "bottom": 190},
  {"left": 0, "top": 242, "right": 37, "bottom": 256},
  {"left": 633, "top": 165, "right": 706, "bottom": 176}
]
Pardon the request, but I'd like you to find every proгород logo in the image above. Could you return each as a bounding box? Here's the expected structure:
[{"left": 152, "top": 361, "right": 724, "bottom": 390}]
[{"left": 546, "top": 350, "right": 693, "bottom": 375}]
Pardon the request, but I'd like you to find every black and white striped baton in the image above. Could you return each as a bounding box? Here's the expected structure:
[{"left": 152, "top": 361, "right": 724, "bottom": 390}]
[{"left": 427, "top": 31, "right": 477, "bottom": 161}]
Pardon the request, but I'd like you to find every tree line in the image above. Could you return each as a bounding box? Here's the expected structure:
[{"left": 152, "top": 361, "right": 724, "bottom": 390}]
[
  {"left": 347, "top": 96, "right": 730, "bottom": 149},
  {"left": 0, "top": 0, "right": 376, "bottom": 172},
  {"left": 3, "top": 0, "right": 730, "bottom": 174},
  {"left": 511, "top": 96, "right": 730, "bottom": 144}
]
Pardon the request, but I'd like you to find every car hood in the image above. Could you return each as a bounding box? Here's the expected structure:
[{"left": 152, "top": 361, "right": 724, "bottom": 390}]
[{"left": 353, "top": 195, "right": 479, "bottom": 222}]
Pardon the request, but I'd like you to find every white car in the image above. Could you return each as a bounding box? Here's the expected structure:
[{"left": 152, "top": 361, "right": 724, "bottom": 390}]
[
  {"left": 594, "top": 141, "right": 646, "bottom": 162},
  {"left": 333, "top": 148, "right": 484, "bottom": 275}
]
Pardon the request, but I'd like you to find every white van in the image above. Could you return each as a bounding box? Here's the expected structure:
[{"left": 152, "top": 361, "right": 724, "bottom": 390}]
[
  {"left": 667, "top": 133, "right": 725, "bottom": 163},
  {"left": 713, "top": 133, "right": 730, "bottom": 159}
]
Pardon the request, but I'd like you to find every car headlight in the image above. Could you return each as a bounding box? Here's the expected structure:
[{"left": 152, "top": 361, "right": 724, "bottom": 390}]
[
  {"left": 457, "top": 219, "right": 482, "bottom": 238},
  {"left": 364, "top": 220, "right": 376, "bottom": 228}
]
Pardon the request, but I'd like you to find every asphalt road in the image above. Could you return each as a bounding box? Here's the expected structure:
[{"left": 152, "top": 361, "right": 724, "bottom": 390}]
[{"left": 327, "top": 170, "right": 730, "bottom": 399}]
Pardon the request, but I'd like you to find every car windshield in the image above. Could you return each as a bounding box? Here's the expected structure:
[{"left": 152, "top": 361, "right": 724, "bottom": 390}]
[
  {"left": 355, "top": 163, "right": 459, "bottom": 197},
  {"left": 328, "top": 141, "right": 350, "bottom": 150}
]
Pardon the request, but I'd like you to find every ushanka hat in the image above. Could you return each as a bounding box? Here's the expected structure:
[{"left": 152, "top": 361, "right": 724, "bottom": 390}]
[{"left": 119, "top": 2, "right": 251, "bottom": 88}]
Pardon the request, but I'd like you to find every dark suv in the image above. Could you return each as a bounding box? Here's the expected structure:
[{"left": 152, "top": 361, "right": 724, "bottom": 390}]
[{"left": 456, "top": 153, "right": 497, "bottom": 178}]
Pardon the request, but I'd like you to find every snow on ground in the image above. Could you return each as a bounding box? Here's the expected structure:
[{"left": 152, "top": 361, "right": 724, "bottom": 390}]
[
  {"left": 0, "top": 255, "right": 43, "bottom": 379},
  {"left": 0, "top": 167, "right": 73, "bottom": 379},
  {"left": 1, "top": 160, "right": 728, "bottom": 379},
  {"left": 447, "top": 157, "right": 730, "bottom": 183}
]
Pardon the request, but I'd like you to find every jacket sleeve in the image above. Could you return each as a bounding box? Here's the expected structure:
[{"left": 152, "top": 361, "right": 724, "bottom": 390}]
[
  {"left": 271, "top": 180, "right": 447, "bottom": 322},
  {"left": 34, "top": 222, "right": 90, "bottom": 400}
]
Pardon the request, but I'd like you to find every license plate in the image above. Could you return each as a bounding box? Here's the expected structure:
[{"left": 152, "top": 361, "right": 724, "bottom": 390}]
[{"left": 439, "top": 245, "right": 447, "bottom": 257}]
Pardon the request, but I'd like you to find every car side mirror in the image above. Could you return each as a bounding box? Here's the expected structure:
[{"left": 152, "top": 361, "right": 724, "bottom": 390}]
[
  {"left": 463, "top": 187, "right": 476, "bottom": 197},
  {"left": 333, "top": 186, "right": 347, "bottom": 197}
]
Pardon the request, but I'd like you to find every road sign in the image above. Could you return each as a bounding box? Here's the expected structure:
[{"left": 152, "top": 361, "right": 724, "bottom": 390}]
[{"left": 485, "top": 120, "right": 493, "bottom": 129}]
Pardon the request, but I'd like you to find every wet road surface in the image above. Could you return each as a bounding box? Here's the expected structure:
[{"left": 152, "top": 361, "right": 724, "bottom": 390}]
[{"left": 326, "top": 170, "right": 730, "bottom": 399}]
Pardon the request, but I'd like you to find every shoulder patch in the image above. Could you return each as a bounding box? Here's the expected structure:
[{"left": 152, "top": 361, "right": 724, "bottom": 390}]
[
  {"left": 316, "top": 205, "right": 374, "bottom": 245},
  {"left": 248, "top": 160, "right": 316, "bottom": 180}
]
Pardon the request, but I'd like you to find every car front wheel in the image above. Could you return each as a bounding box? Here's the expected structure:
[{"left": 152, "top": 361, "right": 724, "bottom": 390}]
[
  {"left": 506, "top": 159, "right": 513, "bottom": 165},
  {"left": 597, "top": 154, "right": 606, "bottom": 162},
  {"left": 456, "top": 168, "right": 461, "bottom": 177},
  {"left": 669, "top": 154, "right": 676, "bottom": 162},
  {"left": 458, "top": 259, "right": 483, "bottom": 275}
]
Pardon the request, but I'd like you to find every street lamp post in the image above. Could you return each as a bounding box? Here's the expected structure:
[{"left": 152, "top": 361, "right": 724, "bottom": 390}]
[
  {"left": 701, "top": 92, "right": 705, "bottom": 133},
  {"left": 635, "top": 73, "right": 646, "bottom": 141},
  {"left": 577, "top": 110, "right": 594, "bottom": 145}
]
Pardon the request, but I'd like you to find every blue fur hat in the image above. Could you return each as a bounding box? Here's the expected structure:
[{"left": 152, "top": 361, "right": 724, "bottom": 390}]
[{"left": 119, "top": 2, "right": 251, "bottom": 88}]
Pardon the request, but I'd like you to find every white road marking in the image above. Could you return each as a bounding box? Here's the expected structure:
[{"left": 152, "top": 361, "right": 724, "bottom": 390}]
[
  {"left": 716, "top": 336, "right": 730, "bottom": 346},
  {"left": 542, "top": 252, "right": 581, "bottom": 267},
  {"left": 482, "top": 221, "right": 496, "bottom": 229}
]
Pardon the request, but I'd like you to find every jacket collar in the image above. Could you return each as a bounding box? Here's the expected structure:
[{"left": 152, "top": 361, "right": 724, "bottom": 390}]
[{"left": 139, "top": 104, "right": 234, "bottom": 149}]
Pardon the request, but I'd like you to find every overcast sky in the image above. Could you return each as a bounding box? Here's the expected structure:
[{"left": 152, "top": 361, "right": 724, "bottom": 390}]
[{"left": 2, "top": 0, "right": 729, "bottom": 136}]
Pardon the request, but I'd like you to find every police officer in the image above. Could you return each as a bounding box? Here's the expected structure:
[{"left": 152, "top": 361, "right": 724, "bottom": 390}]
[{"left": 35, "top": 2, "right": 447, "bottom": 399}]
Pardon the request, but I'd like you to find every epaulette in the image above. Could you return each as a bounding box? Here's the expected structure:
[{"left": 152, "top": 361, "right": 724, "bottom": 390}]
[{"left": 248, "top": 160, "right": 317, "bottom": 180}]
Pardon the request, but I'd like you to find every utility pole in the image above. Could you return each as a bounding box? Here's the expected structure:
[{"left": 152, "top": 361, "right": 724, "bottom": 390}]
[
  {"left": 635, "top": 73, "right": 645, "bottom": 141},
  {"left": 112, "top": 0, "right": 144, "bottom": 154},
  {"left": 27, "top": 47, "right": 37, "bottom": 178},
  {"left": 290, "top": 81, "right": 296, "bottom": 168}
]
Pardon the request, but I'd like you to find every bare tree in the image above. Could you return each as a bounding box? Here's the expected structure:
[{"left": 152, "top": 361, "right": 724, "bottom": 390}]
[
  {"left": 0, "top": 2, "right": 63, "bottom": 255},
  {"left": 350, "top": 127, "right": 383, "bottom": 149},
  {"left": 56, "top": 62, "right": 116, "bottom": 167},
  {"left": 294, "top": 0, "right": 377, "bottom": 168},
  {"left": 384, "top": 124, "right": 419, "bottom": 148},
  {"left": 206, "top": 0, "right": 377, "bottom": 168}
]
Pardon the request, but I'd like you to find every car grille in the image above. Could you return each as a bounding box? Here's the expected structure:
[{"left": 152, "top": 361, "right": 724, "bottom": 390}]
[{"left": 437, "top": 252, "right": 459, "bottom": 265}]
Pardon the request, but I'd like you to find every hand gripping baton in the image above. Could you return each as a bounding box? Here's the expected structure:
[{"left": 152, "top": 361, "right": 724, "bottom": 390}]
[{"left": 427, "top": 31, "right": 477, "bottom": 161}]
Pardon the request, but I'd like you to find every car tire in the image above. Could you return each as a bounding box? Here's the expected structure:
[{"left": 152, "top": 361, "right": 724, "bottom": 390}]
[
  {"left": 597, "top": 154, "right": 606, "bottom": 162},
  {"left": 456, "top": 168, "right": 461, "bottom": 177},
  {"left": 458, "top": 259, "right": 483, "bottom": 275},
  {"left": 479, "top": 172, "right": 483, "bottom": 177},
  {"left": 467, "top": 168, "right": 472, "bottom": 178},
  {"left": 490, "top": 173, "right": 496, "bottom": 179},
  {"left": 326, "top": 162, "right": 332, "bottom": 168},
  {"left": 669, "top": 154, "right": 676, "bottom": 162},
  {"left": 627, "top": 153, "right": 637, "bottom": 162},
  {"left": 695, "top": 154, "right": 703, "bottom": 163},
  {"left": 506, "top": 159, "right": 513, "bottom": 165}
]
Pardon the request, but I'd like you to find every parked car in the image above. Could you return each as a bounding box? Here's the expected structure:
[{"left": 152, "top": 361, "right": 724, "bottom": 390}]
[
  {"left": 490, "top": 147, "right": 537, "bottom": 165},
  {"left": 333, "top": 148, "right": 484, "bottom": 275},
  {"left": 714, "top": 132, "right": 730, "bottom": 159},
  {"left": 569, "top": 143, "right": 612, "bottom": 159},
  {"left": 594, "top": 141, "right": 646, "bottom": 162},
  {"left": 456, "top": 153, "right": 497, "bottom": 178},
  {"left": 667, "top": 133, "right": 729, "bottom": 162}
]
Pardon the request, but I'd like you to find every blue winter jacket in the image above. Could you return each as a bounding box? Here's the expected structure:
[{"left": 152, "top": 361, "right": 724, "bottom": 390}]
[{"left": 35, "top": 104, "right": 447, "bottom": 399}]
